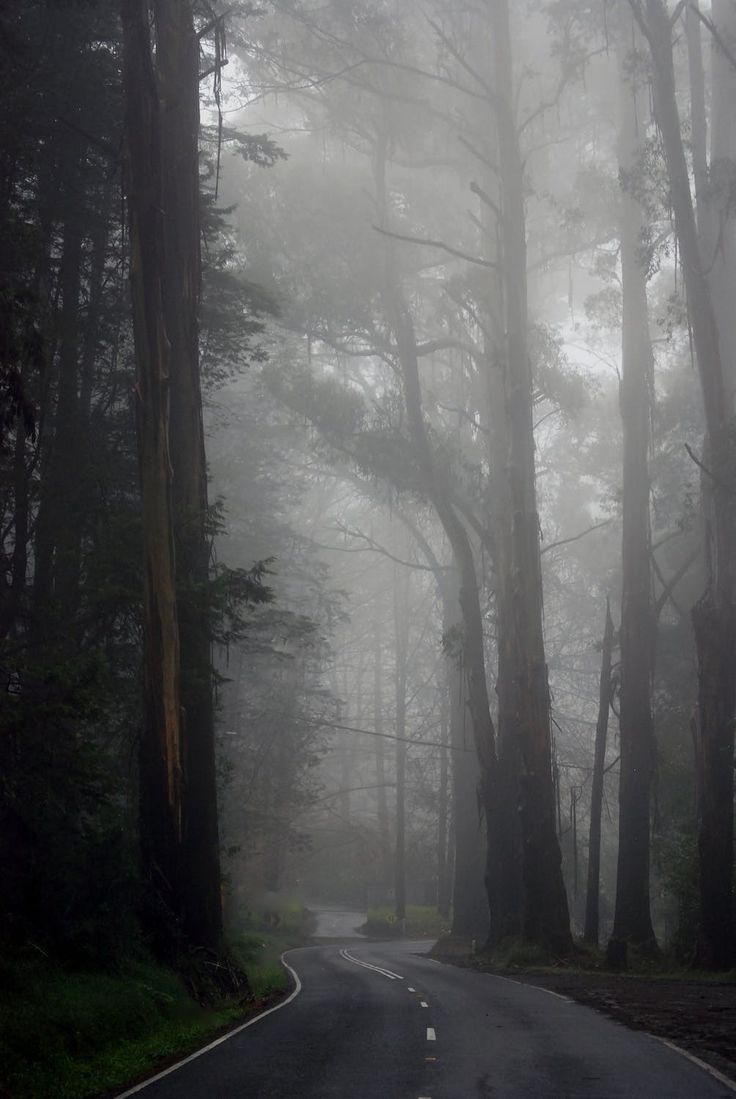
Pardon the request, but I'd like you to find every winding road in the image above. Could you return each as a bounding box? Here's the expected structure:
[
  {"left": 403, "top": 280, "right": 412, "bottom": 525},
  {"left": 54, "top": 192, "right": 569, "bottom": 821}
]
[{"left": 119, "top": 922, "right": 735, "bottom": 1098}]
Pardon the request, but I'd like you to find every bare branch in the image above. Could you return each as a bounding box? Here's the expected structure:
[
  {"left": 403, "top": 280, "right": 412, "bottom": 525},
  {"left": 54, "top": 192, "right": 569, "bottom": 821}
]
[
  {"left": 425, "top": 15, "right": 497, "bottom": 101},
  {"left": 373, "top": 224, "right": 497, "bottom": 269},
  {"left": 200, "top": 59, "right": 228, "bottom": 81},
  {"left": 604, "top": 754, "right": 621, "bottom": 775},
  {"left": 627, "top": 0, "right": 654, "bottom": 44},
  {"left": 654, "top": 545, "right": 699, "bottom": 618},
  {"left": 458, "top": 135, "right": 498, "bottom": 174},
  {"left": 415, "top": 336, "right": 481, "bottom": 360},
  {"left": 541, "top": 520, "right": 613, "bottom": 557},
  {"left": 328, "top": 524, "right": 439, "bottom": 573},
  {"left": 671, "top": 0, "right": 688, "bottom": 28},
  {"left": 196, "top": 5, "right": 236, "bottom": 41},
  {"left": 689, "top": 4, "right": 736, "bottom": 72},
  {"left": 469, "top": 180, "right": 501, "bottom": 220},
  {"left": 450, "top": 493, "right": 496, "bottom": 560},
  {"left": 685, "top": 442, "right": 736, "bottom": 496}
]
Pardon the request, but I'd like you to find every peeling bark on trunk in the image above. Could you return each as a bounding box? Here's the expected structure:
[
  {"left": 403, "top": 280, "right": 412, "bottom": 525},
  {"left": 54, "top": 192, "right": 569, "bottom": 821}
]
[{"left": 156, "top": 0, "right": 223, "bottom": 953}]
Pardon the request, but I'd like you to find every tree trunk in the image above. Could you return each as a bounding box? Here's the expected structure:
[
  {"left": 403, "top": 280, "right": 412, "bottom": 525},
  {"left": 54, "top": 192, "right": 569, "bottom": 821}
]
[
  {"left": 373, "top": 125, "right": 506, "bottom": 941},
  {"left": 611, "top": 13, "right": 658, "bottom": 951},
  {"left": 437, "top": 683, "right": 451, "bottom": 919},
  {"left": 490, "top": 0, "right": 571, "bottom": 952},
  {"left": 393, "top": 563, "right": 409, "bottom": 925},
  {"left": 373, "top": 591, "right": 392, "bottom": 896},
  {"left": 442, "top": 570, "right": 489, "bottom": 942},
  {"left": 645, "top": 0, "right": 736, "bottom": 969},
  {"left": 688, "top": 0, "right": 736, "bottom": 409},
  {"left": 156, "top": 0, "right": 223, "bottom": 951},
  {"left": 584, "top": 598, "right": 614, "bottom": 945},
  {"left": 403, "top": 521, "right": 487, "bottom": 937},
  {"left": 121, "top": 0, "right": 184, "bottom": 957},
  {"left": 32, "top": 205, "right": 84, "bottom": 634}
]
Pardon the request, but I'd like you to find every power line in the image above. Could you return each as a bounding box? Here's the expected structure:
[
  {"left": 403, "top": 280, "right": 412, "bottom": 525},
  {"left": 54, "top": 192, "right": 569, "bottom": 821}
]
[{"left": 237, "top": 711, "right": 470, "bottom": 753}]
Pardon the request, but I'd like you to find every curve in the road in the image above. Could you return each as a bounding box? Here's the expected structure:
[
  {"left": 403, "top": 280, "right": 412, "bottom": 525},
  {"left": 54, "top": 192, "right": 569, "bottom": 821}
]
[
  {"left": 115, "top": 954, "right": 303, "bottom": 1099},
  {"left": 114, "top": 940, "right": 736, "bottom": 1099}
]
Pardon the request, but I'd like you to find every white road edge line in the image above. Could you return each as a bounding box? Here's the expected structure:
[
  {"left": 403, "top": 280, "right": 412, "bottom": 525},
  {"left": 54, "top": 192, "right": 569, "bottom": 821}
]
[
  {"left": 114, "top": 953, "right": 303, "bottom": 1098},
  {"left": 339, "top": 947, "right": 404, "bottom": 981},
  {"left": 426, "top": 1027, "right": 437, "bottom": 1041},
  {"left": 489, "top": 973, "right": 736, "bottom": 1092},
  {"left": 652, "top": 1035, "right": 736, "bottom": 1094},
  {"left": 488, "top": 972, "right": 571, "bottom": 1003}
]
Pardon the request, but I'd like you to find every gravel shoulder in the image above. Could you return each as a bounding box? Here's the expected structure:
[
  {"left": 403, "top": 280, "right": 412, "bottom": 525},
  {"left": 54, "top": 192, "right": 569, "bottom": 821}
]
[{"left": 494, "top": 968, "right": 736, "bottom": 1084}]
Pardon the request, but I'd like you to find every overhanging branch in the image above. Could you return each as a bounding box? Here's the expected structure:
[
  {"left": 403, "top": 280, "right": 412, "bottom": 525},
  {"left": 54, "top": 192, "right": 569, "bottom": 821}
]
[{"left": 373, "top": 224, "right": 497, "bottom": 269}]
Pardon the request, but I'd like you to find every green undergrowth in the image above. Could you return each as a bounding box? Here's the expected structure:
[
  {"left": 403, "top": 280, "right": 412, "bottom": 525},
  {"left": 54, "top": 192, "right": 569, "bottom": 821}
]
[
  {"left": 0, "top": 902, "right": 312, "bottom": 1099},
  {"left": 361, "top": 905, "right": 450, "bottom": 939},
  {"left": 0, "top": 955, "right": 245, "bottom": 1099},
  {"left": 232, "top": 896, "right": 315, "bottom": 996},
  {"left": 460, "top": 937, "right": 736, "bottom": 982}
]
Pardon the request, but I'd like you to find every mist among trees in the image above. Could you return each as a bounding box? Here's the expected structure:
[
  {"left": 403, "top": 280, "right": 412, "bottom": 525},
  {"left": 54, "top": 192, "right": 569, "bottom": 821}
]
[{"left": 3, "top": 0, "right": 736, "bottom": 1094}]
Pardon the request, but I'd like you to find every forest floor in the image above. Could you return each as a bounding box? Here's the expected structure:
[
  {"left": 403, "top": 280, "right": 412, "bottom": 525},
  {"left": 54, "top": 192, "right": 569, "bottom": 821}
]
[{"left": 433, "top": 940, "right": 736, "bottom": 1086}]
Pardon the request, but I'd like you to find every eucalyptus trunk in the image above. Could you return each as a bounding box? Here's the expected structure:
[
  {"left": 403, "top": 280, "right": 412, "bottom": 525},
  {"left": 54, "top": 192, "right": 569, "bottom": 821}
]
[
  {"left": 373, "top": 594, "right": 392, "bottom": 895},
  {"left": 156, "top": 0, "right": 223, "bottom": 951},
  {"left": 373, "top": 124, "right": 505, "bottom": 941},
  {"left": 645, "top": 0, "right": 736, "bottom": 969},
  {"left": 490, "top": 0, "right": 571, "bottom": 952},
  {"left": 393, "top": 564, "right": 409, "bottom": 925},
  {"left": 611, "top": 14, "right": 658, "bottom": 951},
  {"left": 584, "top": 599, "right": 614, "bottom": 946}
]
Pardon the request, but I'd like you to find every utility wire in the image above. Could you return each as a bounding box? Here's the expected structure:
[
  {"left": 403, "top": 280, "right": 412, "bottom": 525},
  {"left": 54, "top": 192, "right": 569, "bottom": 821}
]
[
  {"left": 236, "top": 711, "right": 467, "bottom": 753},
  {"left": 233, "top": 712, "right": 621, "bottom": 769}
]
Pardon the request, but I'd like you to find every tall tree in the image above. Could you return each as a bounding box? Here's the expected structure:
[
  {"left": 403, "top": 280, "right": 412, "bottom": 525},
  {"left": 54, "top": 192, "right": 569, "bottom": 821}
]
[
  {"left": 611, "top": 9, "right": 658, "bottom": 952},
  {"left": 157, "top": 0, "right": 223, "bottom": 952},
  {"left": 121, "top": 0, "right": 223, "bottom": 955},
  {"left": 584, "top": 598, "right": 615, "bottom": 945},
  {"left": 488, "top": 0, "right": 572, "bottom": 951},
  {"left": 393, "top": 561, "right": 410, "bottom": 925},
  {"left": 639, "top": 0, "right": 736, "bottom": 968}
]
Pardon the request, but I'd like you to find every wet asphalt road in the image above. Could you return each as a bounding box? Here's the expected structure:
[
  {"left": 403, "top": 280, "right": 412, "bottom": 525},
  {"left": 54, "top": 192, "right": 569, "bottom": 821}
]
[
  {"left": 310, "top": 906, "right": 367, "bottom": 938},
  {"left": 119, "top": 935, "right": 735, "bottom": 1099}
]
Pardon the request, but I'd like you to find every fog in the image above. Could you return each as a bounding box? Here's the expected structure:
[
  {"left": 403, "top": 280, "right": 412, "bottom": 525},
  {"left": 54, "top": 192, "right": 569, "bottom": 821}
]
[
  {"left": 2, "top": 1, "right": 736, "bottom": 1094},
  {"left": 206, "top": 0, "right": 706, "bottom": 952}
]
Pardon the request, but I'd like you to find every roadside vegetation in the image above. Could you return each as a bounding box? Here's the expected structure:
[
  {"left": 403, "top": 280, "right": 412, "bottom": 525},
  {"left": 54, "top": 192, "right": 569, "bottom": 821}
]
[
  {"left": 362, "top": 906, "right": 450, "bottom": 940},
  {"left": 0, "top": 901, "right": 312, "bottom": 1099}
]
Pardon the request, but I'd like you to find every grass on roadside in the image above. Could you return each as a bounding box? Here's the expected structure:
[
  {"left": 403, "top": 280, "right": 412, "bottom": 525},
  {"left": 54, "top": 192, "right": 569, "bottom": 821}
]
[
  {"left": 0, "top": 900, "right": 312, "bottom": 1099},
  {"left": 0, "top": 956, "right": 248, "bottom": 1099},
  {"left": 361, "top": 905, "right": 450, "bottom": 939}
]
